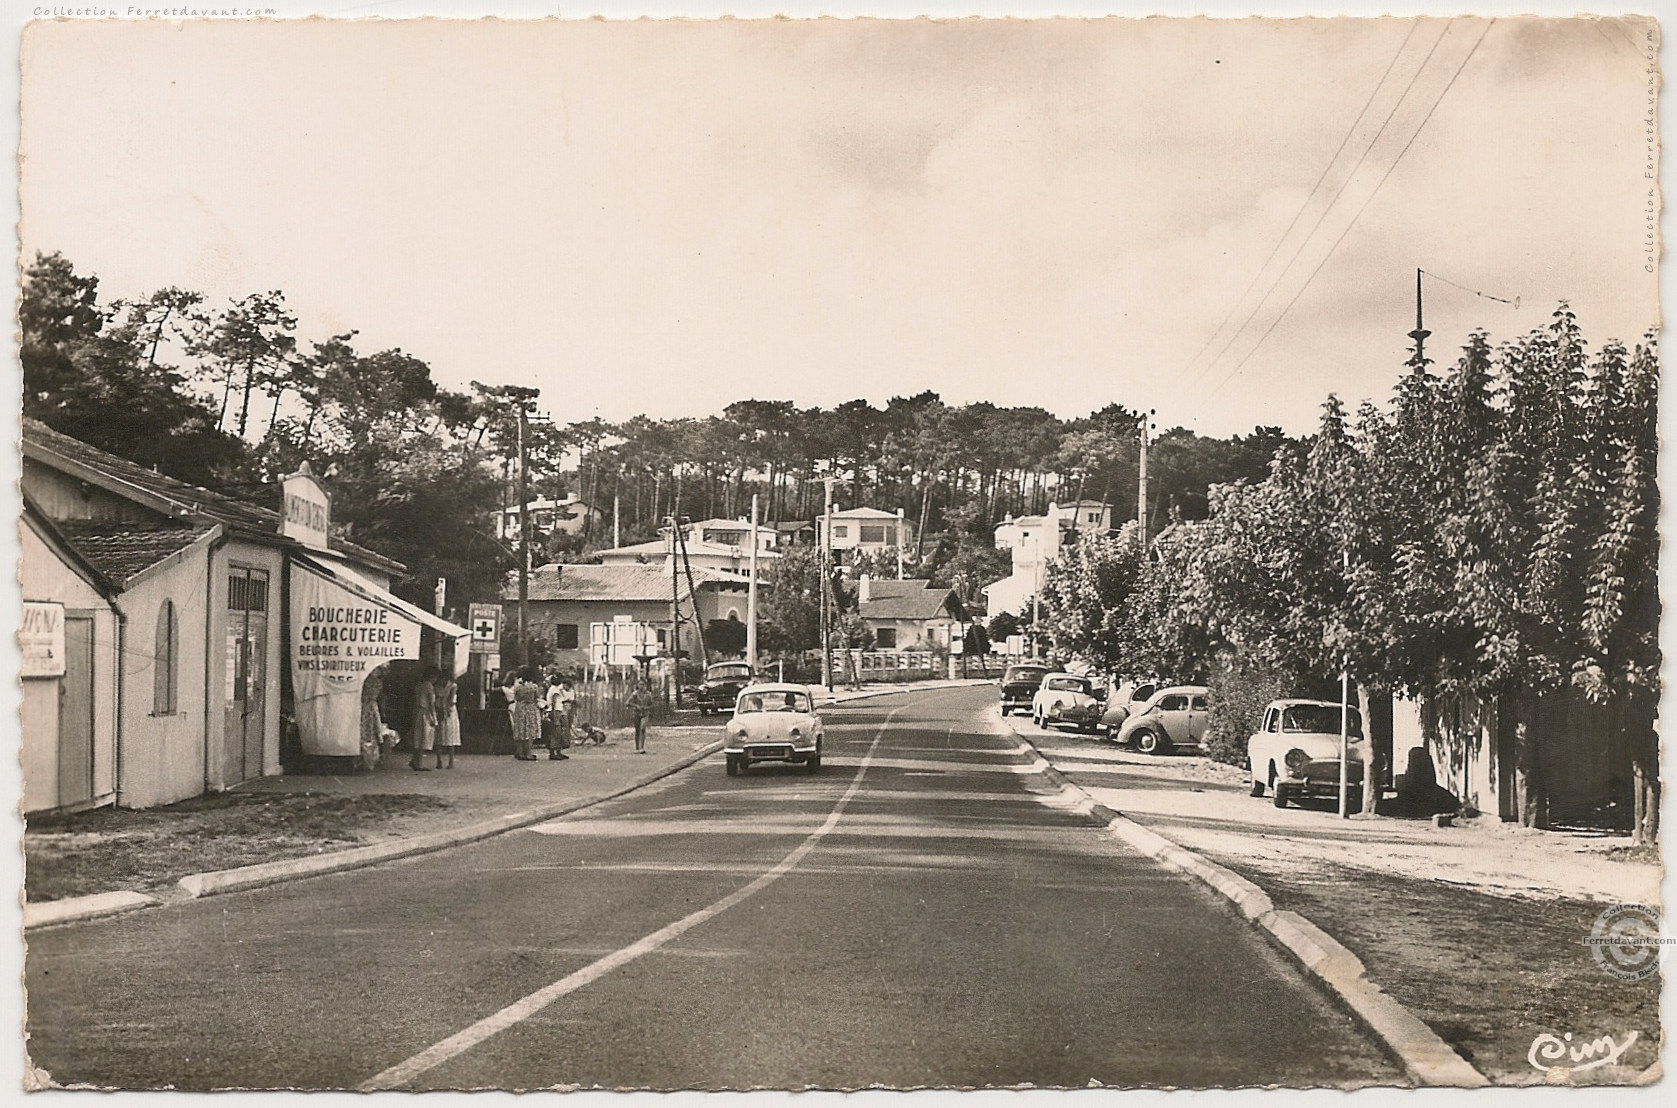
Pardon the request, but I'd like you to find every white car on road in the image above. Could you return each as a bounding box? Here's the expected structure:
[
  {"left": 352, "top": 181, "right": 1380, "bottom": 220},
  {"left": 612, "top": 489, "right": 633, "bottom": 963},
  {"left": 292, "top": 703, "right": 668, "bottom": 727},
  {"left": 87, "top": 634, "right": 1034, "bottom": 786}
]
[
  {"left": 1031, "top": 673, "right": 1104, "bottom": 733},
  {"left": 724, "top": 683, "right": 824, "bottom": 776},
  {"left": 1247, "top": 699, "right": 1366, "bottom": 808}
]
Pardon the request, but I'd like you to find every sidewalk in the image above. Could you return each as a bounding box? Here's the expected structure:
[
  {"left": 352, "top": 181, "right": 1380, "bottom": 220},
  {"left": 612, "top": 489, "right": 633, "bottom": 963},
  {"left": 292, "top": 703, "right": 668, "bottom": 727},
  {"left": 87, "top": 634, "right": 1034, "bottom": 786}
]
[{"left": 1008, "top": 714, "right": 1663, "bottom": 1084}]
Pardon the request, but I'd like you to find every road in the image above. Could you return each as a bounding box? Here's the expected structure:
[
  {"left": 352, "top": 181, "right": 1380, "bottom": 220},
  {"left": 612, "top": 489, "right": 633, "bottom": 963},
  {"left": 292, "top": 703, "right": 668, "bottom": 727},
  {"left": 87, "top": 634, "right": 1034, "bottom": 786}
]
[{"left": 25, "top": 686, "right": 1398, "bottom": 1090}]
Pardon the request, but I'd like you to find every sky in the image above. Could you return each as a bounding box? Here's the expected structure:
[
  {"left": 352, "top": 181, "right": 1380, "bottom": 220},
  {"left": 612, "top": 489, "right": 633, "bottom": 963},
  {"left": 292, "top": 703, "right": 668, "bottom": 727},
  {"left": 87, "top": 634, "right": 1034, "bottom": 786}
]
[{"left": 17, "top": 12, "right": 1660, "bottom": 438}]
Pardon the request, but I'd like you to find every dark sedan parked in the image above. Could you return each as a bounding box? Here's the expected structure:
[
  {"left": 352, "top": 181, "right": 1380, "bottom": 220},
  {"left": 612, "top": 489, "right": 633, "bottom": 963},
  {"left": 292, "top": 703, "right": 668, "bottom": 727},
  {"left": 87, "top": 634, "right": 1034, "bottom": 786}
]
[
  {"left": 998, "top": 663, "right": 1052, "bottom": 716},
  {"left": 694, "top": 661, "right": 764, "bottom": 715}
]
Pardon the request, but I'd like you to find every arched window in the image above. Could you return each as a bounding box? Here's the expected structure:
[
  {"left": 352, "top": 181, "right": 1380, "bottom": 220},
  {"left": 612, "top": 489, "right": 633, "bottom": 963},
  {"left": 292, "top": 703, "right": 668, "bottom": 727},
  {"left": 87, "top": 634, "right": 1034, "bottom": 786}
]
[{"left": 153, "top": 600, "right": 178, "bottom": 715}]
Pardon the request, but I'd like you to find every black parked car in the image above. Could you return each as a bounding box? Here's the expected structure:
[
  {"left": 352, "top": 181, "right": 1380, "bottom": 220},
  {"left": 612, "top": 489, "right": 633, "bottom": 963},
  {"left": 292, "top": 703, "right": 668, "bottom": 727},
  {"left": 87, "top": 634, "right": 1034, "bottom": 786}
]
[
  {"left": 695, "top": 661, "right": 763, "bottom": 715},
  {"left": 998, "top": 663, "right": 1052, "bottom": 716}
]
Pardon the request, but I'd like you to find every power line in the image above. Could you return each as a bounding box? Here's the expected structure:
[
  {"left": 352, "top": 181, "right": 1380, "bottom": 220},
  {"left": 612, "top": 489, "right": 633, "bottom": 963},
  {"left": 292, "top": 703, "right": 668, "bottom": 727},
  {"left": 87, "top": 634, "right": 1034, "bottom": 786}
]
[
  {"left": 1205, "top": 18, "right": 1497, "bottom": 398},
  {"left": 1182, "top": 20, "right": 1456, "bottom": 394},
  {"left": 1175, "top": 21, "right": 1423, "bottom": 389},
  {"left": 1422, "top": 268, "right": 1520, "bottom": 307}
]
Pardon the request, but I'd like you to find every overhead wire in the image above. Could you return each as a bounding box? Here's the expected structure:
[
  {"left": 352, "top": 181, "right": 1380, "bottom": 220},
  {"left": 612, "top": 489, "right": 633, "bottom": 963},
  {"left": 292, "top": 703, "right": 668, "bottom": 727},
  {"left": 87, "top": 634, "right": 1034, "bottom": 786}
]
[
  {"left": 1180, "top": 19, "right": 1456, "bottom": 395},
  {"left": 1173, "top": 19, "right": 1422, "bottom": 388},
  {"left": 1204, "top": 18, "right": 1497, "bottom": 398}
]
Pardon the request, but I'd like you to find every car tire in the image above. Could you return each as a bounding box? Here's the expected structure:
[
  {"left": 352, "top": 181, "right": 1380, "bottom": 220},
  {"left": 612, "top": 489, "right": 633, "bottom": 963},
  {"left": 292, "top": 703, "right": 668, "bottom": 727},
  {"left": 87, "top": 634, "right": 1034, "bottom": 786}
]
[
  {"left": 1137, "top": 729, "right": 1167, "bottom": 755},
  {"left": 1273, "top": 782, "right": 1293, "bottom": 809},
  {"left": 725, "top": 755, "right": 741, "bottom": 777},
  {"left": 806, "top": 755, "right": 821, "bottom": 774},
  {"left": 1249, "top": 765, "right": 1265, "bottom": 797}
]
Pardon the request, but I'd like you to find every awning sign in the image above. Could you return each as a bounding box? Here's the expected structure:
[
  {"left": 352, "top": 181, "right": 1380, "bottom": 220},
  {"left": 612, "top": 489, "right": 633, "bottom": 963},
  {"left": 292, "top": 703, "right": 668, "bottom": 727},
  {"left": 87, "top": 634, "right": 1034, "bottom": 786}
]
[
  {"left": 290, "top": 563, "right": 420, "bottom": 756},
  {"left": 20, "top": 601, "right": 65, "bottom": 678}
]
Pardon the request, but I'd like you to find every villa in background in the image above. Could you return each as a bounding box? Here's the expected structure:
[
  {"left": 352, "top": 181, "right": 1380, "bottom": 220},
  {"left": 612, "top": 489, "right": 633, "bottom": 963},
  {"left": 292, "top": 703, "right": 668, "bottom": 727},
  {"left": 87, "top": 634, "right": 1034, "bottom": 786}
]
[
  {"left": 819, "top": 506, "right": 912, "bottom": 564},
  {"left": 495, "top": 493, "right": 601, "bottom": 541},
  {"left": 856, "top": 575, "right": 966, "bottom": 651},
  {"left": 983, "top": 500, "right": 1116, "bottom": 618},
  {"left": 594, "top": 515, "right": 781, "bottom": 577}
]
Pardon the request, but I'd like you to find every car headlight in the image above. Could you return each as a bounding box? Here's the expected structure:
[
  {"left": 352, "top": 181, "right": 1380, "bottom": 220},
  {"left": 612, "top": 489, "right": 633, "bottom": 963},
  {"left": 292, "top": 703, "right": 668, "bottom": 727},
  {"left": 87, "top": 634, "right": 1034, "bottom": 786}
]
[
  {"left": 729, "top": 726, "right": 746, "bottom": 741},
  {"left": 1284, "top": 748, "right": 1312, "bottom": 773},
  {"left": 789, "top": 727, "right": 802, "bottom": 739}
]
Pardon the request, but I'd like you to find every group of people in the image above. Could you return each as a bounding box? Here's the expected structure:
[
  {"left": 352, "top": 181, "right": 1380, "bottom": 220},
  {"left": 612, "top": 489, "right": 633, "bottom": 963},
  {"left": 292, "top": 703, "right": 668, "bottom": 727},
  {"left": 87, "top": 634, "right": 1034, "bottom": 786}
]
[
  {"left": 503, "top": 667, "right": 659, "bottom": 759},
  {"left": 407, "top": 665, "right": 463, "bottom": 770}
]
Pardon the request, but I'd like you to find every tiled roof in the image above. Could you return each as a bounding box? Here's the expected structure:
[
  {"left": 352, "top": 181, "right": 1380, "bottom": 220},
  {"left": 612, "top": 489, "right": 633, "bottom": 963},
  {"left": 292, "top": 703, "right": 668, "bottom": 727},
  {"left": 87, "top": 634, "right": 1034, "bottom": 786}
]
[
  {"left": 860, "top": 579, "right": 962, "bottom": 621},
  {"left": 507, "top": 563, "right": 745, "bottom": 603},
  {"left": 55, "top": 519, "right": 216, "bottom": 585},
  {"left": 22, "top": 418, "right": 402, "bottom": 573}
]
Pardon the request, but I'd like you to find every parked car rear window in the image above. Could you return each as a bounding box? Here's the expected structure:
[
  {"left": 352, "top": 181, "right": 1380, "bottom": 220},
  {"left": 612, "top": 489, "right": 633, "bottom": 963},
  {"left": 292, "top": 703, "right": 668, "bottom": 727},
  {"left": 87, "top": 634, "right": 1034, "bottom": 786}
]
[
  {"left": 738, "top": 690, "right": 811, "bottom": 714},
  {"left": 708, "top": 664, "right": 753, "bottom": 680},
  {"left": 1191, "top": 695, "right": 1208, "bottom": 711},
  {"left": 1045, "top": 676, "right": 1088, "bottom": 693},
  {"left": 1158, "top": 694, "right": 1189, "bottom": 711},
  {"left": 1004, "top": 667, "right": 1050, "bottom": 683},
  {"left": 1282, "top": 704, "right": 1362, "bottom": 737}
]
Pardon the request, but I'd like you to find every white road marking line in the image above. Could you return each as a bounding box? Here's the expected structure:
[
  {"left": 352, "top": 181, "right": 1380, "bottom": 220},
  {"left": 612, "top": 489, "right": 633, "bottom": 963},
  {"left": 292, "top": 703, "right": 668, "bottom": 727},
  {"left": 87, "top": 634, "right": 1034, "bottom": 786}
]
[{"left": 358, "top": 703, "right": 905, "bottom": 1091}]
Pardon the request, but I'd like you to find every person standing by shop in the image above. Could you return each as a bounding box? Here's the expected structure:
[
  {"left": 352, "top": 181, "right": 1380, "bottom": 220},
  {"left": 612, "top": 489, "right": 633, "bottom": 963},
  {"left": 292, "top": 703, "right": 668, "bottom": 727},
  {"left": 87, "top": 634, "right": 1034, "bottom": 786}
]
[
  {"left": 511, "top": 666, "right": 544, "bottom": 761},
  {"left": 409, "top": 665, "right": 440, "bottom": 770},
  {"left": 543, "top": 674, "right": 573, "bottom": 760},
  {"left": 626, "top": 677, "right": 656, "bottom": 754},
  {"left": 434, "top": 670, "right": 461, "bottom": 769},
  {"left": 360, "top": 668, "right": 388, "bottom": 772}
]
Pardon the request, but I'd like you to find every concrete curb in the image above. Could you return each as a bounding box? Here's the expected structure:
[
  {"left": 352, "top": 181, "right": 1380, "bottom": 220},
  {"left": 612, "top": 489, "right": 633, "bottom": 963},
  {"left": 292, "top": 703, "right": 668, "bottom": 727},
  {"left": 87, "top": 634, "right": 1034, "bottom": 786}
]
[
  {"left": 1008, "top": 719, "right": 1490, "bottom": 1088},
  {"left": 24, "top": 741, "right": 726, "bottom": 930},
  {"left": 22, "top": 890, "right": 161, "bottom": 931}
]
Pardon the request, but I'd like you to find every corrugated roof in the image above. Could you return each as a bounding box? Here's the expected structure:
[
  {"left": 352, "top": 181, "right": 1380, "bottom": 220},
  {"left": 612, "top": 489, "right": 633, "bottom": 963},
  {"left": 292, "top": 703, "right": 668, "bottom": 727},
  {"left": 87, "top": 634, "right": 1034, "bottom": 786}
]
[
  {"left": 55, "top": 519, "right": 216, "bottom": 585},
  {"left": 506, "top": 563, "right": 745, "bottom": 603},
  {"left": 23, "top": 418, "right": 402, "bottom": 573}
]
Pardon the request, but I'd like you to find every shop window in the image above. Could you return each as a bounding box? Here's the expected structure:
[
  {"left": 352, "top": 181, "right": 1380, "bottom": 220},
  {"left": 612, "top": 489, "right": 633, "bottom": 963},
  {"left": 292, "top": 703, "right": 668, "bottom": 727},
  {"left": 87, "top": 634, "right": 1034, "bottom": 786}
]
[
  {"left": 153, "top": 599, "right": 178, "bottom": 715},
  {"left": 876, "top": 627, "right": 898, "bottom": 648},
  {"left": 554, "top": 623, "right": 580, "bottom": 649}
]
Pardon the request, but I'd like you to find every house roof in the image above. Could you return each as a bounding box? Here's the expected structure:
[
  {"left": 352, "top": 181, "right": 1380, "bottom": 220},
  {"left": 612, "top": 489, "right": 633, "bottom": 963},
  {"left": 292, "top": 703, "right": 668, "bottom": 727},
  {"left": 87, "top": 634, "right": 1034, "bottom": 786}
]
[
  {"left": 22, "top": 497, "right": 122, "bottom": 597},
  {"left": 507, "top": 563, "right": 745, "bottom": 603},
  {"left": 859, "top": 579, "right": 964, "bottom": 622},
  {"left": 598, "top": 538, "right": 780, "bottom": 561},
  {"left": 55, "top": 518, "right": 217, "bottom": 586},
  {"left": 22, "top": 418, "right": 403, "bottom": 575},
  {"left": 824, "top": 507, "right": 902, "bottom": 520}
]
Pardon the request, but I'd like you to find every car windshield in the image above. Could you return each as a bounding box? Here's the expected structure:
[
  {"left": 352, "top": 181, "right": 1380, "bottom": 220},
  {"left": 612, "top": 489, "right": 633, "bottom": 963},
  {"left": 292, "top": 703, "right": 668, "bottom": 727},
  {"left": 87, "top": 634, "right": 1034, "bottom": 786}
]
[
  {"left": 737, "top": 690, "right": 811, "bottom": 714},
  {"left": 1282, "top": 704, "right": 1363, "bottom": 737},
  {"left": 1005, "top": 667, "right": 1049, "bottom": 683},
  {"left": 1045, "top": 677, "right": 1088, "bottom": 693},
  {"left": 707, "top": 665, "right": 753, "bottom": 681}
]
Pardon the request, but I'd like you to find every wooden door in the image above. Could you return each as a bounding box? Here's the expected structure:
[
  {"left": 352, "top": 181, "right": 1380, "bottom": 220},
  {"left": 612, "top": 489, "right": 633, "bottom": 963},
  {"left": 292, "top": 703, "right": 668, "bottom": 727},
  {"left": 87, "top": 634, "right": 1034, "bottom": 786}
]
[
  {"left": 223, "top": 567, "right": 270, "bottom": 786},
  {"left": 58, "top": 616, "right": 95, "bottom": 808}
]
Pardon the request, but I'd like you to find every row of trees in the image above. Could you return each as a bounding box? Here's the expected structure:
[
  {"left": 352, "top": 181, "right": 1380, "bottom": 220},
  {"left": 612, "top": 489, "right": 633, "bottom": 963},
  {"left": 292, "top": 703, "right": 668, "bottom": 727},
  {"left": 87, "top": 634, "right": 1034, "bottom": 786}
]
[
  {"left": 1041, "top": 310, "right": 1660, "bottom": 842},
  {"left": 23, "top": 251, "right": 1294, "bottom": 617}
]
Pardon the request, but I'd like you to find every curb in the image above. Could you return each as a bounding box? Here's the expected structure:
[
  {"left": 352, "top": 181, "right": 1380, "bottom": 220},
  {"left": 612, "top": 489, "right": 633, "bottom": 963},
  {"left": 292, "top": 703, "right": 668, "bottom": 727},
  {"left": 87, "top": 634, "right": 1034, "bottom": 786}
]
[
  {"left": 24, "top": 741, "right": 726, "bottom": 930},
  {"left": 1007, "top": 718, "right": 1490, "bottom": 1088},
  {"left": 22, "top": 890, "right": 160, "bottom": 931}
]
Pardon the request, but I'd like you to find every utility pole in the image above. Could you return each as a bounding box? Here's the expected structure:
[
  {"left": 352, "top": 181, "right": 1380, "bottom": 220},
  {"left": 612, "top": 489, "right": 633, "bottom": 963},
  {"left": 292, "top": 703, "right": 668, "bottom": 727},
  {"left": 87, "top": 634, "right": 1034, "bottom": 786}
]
[
  {"left": 613, "top": 493, "right": 621, "bottom": 549},
  {"left": 675, "top": 516, "right": 709, "bottom": 668},
  {"left": 746, "top": 493, "right": 760, "bottom": 672},
  {"left": 820, "top": 477, "right": 835, "bottom": 690},
  {"left": 1408, "top": 268, "right": 1431, "bottom": 368},
  {"left": 517, "top": 399, "right": 530, "bottom": 668},
  {"left": 1137, "top": 408, "right": 1154, "bottom": 552},
  {"left": 1339, "top": 547, "right": 1352, "bottom": 819}
]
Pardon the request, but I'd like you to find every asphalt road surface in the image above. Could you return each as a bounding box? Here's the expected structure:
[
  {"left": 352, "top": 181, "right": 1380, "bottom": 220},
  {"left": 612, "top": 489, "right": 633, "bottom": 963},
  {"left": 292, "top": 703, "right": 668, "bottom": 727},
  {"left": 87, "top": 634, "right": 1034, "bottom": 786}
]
[{"left": 25, "top": 685, "right": 1399, "bottom": 1090}]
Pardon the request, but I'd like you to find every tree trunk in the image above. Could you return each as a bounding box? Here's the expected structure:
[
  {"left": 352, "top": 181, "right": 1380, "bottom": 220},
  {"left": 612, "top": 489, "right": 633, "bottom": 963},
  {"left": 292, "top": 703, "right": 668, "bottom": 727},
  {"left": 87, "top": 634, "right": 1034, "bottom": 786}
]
[
  {"left": 1355, "top": 684, "right": 1393, "bottom": 815},
  {"left": 1628, "top": 701, "right": 1660, "bottom": 845}
]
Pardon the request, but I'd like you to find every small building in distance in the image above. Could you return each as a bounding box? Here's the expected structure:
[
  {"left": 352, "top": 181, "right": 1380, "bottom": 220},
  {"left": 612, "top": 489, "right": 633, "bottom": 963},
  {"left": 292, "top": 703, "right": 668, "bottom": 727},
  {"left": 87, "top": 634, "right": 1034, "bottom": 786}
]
[
  {"left": 984, "top": 500, "right": 1115, "bottom": 618},
  {"left": 508, "top": 563, "right": 749, "bottom": 671},
  {"left": 820, "top": 507, "right": 912, "bottom": 562},
  {"left": 495, "top": 493, "right": 601, "bottom": 541},
  {"left": 856, "top": 576, "right": 966, "bottom": 651}
]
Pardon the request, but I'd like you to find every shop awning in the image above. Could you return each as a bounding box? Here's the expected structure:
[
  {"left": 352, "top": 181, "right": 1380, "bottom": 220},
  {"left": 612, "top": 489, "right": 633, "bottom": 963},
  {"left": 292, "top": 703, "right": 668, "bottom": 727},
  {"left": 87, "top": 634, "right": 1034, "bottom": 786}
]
[{"left": 292, "top": 551, "right": 471, "bottom": 659}]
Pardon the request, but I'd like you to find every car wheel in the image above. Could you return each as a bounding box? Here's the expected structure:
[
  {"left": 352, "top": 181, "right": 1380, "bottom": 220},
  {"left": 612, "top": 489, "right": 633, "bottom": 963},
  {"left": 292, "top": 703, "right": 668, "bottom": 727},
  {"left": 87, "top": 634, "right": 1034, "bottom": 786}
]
[
  {"left": 1137, "top": 729, "right": 1167, "bottom": 755},
  {"left": 725, "top": 755, "right": 741, "bottom": 777},
  {"left": 806, "top": 755, "right": 821, "bottom": 774},
  {"left": 1249, "top": 764, "right": 1265, "bottom": 797},
  {"left": 1273, "top": 782, "right": 1293, "bottom": 809}
]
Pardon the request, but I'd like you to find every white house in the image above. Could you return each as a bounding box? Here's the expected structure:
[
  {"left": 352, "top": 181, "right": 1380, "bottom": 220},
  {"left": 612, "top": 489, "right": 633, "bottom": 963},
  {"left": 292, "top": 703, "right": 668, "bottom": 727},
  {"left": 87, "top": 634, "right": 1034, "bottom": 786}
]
[
  {"left": 983, "top": 501, "right": 1113, "bottom": 618},
  {"left": 820, "top": 507, "right": 912, "bottom": 561}
]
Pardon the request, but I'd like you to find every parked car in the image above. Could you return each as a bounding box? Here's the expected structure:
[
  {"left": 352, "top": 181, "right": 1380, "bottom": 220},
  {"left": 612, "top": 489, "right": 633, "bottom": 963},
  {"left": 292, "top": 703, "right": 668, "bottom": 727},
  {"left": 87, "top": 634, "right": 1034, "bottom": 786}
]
[
  {"left": 998, "top": 663, "right": 1052, "bottom": 716},
  {"left": 1099, "top": 679, "right": 1159, "bottom": 739},
  {"left": 1031, "top": 673, "right": 1104, "bottom": 732},
  {"left": 723, "top": 683, "right": 823, "bottom": 775},
  {"left": 1246, "top": 699, "right": 1365, "bottom": 808},
  {"left": 694, "top": 661, "right": 763, "bottom": 715},
  {"left": 1113, "top": 685, "right": 1211, "bottom": 754}
]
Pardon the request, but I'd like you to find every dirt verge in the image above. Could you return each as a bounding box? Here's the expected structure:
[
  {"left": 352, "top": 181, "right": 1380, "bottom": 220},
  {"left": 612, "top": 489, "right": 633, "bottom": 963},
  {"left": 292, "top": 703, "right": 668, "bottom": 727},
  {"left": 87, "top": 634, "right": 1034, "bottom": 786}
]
[{"left": 24, "top": 792, "right": 453, "bottom": 903}]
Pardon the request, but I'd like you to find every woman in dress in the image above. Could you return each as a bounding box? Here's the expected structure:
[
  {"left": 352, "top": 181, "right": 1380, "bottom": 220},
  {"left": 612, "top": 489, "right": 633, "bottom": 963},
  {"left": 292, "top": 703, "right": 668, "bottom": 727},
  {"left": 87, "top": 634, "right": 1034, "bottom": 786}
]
[
  {"left": 511, "top": 666, "right": 544, "bottom": 761},
  {"left": 434, "top": 670, "right": 461, "bottom": 769},
  {"left": 359, "top": 668, "right": 387, "bottom": 772},
  {"left": 409, "top": 665, "right": 439, "bottom": 771}
]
